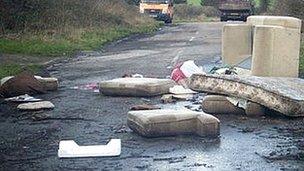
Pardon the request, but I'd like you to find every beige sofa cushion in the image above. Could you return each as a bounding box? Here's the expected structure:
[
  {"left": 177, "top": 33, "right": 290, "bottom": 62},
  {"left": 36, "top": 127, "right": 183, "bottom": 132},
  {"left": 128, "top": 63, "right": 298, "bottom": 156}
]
[
  {"left": 222, "top": 24, "right": 253, "bottom": 66},
  {"left": 202, "top": 95, "right": 265, "bottom": 116},
  {"left": 247, "top": 16, "right": 302, "bottom": 31},
  {"left": 251, "top": 25, "right": 301, "bottom": 77},
  {"left": 99, "top": 78, "right": 175, "bottom": 97},
  {"left": 127, "top": 109, "right": 220, "bottom": 137},
  {"left": 202, "top": 95, "right": 244, "bottom": 115}
]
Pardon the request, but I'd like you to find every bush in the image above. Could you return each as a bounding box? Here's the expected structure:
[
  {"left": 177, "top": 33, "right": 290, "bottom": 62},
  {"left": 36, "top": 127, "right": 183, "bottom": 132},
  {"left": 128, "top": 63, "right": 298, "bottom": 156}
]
[
  {"left": 272, "top": 0, "right": 304, "bottom": 32},
  {"left": 174, "top": 4, "right": 220, "bottom": 21},
  {"left": 0, "top": 0, "right": 159, "bottom": 57},
  {"left": 0, "top": 0, "right": 154, "bottom": 34}
]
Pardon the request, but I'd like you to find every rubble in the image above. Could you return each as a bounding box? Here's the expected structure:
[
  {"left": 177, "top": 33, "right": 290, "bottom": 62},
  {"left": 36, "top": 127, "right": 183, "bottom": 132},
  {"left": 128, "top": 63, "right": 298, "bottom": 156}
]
[
  {"left": 161, "top": 94, "right": 176, "bottom": 103},
  {"left": 169, "top": 85, "right": 197, "bottom": 95},
  {"left": 71, "top": 83, "right": 99, "bottom": 93},
  {"left": 130, "top": 104, "right": 161, "bottom": 111},
  {"left": 99, "top": 78, "right": 175, "bottom": 97},
  {"left": 172, "top": 94, "right": 194, "bottom": 100},
  {"left": 161, "top": 93, "right": 194, "bottom": 104},
  {"left": 127, "top": 109, "right": 220, "bottom": 137},
  {"left": 1, "top": 75, "right": 59, "bottom": 91},
  {"left": 34, "top": 76, "right": 58, "bottom": 91},
  {"left": 211, "top": 66, "right": 251, "bottom": 76},
  {"left": 0, "top": 73, "right": 46, "bottom": 98},
  {"left": 171, "top": 60, "right": 205, "bottom": 88},
  {"left": 4, "top": 94, "right": 42, "bottom": 102},
  {"left": 17, "top": 101, "right": 55, "bottom": 111},
  {"left": 190, "top": 74, "right": 304, "bottom": 117}
]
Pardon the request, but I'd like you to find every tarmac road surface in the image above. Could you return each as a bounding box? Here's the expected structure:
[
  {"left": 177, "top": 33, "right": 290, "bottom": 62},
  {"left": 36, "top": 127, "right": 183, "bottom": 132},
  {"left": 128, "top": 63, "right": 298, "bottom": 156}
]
[{"left": 1, "top": 22, "right": 304, "bottom": 170}]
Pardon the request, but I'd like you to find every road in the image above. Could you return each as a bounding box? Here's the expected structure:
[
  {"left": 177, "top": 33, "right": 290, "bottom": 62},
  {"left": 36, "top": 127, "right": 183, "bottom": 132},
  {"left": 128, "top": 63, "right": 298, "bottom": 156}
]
[{"left": 1, "top": 22, "right": 304, "bottom": 170}]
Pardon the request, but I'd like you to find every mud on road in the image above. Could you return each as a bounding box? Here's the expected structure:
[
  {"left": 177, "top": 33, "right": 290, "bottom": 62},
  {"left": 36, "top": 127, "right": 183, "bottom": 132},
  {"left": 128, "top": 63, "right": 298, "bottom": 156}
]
[{"left": 1, "top": 23, "right": 304, "bottom": 170}]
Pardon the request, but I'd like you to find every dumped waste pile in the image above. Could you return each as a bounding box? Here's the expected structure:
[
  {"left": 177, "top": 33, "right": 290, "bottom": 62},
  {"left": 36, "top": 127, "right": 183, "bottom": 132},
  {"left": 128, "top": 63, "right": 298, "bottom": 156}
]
[
  {"left": 0, "top": 15, "right": 303, "bottom": 159},
  {"left": 0, "top": 72, "right": 58, "bottom": 111}
]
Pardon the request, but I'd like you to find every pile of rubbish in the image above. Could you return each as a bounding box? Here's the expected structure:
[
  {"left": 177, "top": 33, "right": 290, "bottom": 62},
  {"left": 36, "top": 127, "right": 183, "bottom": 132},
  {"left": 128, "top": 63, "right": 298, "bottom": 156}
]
[
  {"left": 0, "top": 72, "right": 58, "bottom": 111},
  {"left": 3, "top": 15, "right": 304, "bottom": 159},
  {"left": 57, "top": 15, "right": 304, "bottom": 159},
  {"left": 97, "top": 58, "right": 304, "bottom": 143},
  {"left": 57, "top": 57, "right": 304, "bottom": 158}
]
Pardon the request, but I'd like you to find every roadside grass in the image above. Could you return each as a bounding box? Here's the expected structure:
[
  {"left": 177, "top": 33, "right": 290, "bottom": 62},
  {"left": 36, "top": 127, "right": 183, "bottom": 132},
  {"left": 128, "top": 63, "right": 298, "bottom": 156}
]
[
  {"left": 300, "top": 41, "right": 304, "bottom": 77},
  {"left": 187, "top": 0, "right": 202, "bottom": 6},
  {"left": 0, "top": 25, "right": 159, "bottom": 57},
  {"left": 174, "top": 17, "right": 219, "bottom": 23},
  {"left": 0, "top": 0, "right": 161, "bottom": 79},
  {"left": 0, "top": 63, "right": 42, "bottom": 79},
  {"left": 0, "top": 24, "right": 160, "bottom": 79}
]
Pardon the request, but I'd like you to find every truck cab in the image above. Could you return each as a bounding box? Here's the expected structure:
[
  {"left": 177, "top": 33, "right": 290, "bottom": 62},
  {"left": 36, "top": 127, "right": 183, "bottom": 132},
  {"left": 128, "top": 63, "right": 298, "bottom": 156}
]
[
  {"left": 139, "top": 0, "right": 174, "bottom": 23},
  {"left": 219, "top": 0, "right": 253, "bottom": 22}
]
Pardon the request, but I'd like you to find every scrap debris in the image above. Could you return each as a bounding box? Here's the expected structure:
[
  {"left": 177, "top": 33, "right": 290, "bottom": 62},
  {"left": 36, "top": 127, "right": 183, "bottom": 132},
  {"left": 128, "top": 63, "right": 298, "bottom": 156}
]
[
  {"left": 169, "top": 85, "right": 197, "bottom": 95},
  {"left": 171, "top": 60, "right": 205, "bottom": 88},
  {"left": 127, "top": 109, "right": 220, "bottom": 137},
  {"left": 99, "top": 77, "right": 175, "bottom": 97},
  {"left": 17, "top": 101, "right": 55, "bottom": 111},
  {"left": 202, "top": 95, "right": 265, "bottom": 116},
  {"left": 71, "top": 83, "right": 99, "bottom": 93},
  {"left": 5, "top": 94, "right": 42, "bottom": 103},
  {"left": 58, "top": 139, "right": 121, "bottom": 158},
  {"left": 130, "top": 104, "right": 161, "bottom": 111},
  {"left": 202, "top": 95, "right": 245, "bottom": 115},
  {"left": 0, "top": 72, "right": 59, "bottom": 111},
  {"left": 0, "top": 72, "right": 46, "bottom": 98},
  {"left": 1, "top": 74, "right": 59, "bottom": 93},
  {"left": 190, "top": 74, "right": 304, "bottom": 117}
]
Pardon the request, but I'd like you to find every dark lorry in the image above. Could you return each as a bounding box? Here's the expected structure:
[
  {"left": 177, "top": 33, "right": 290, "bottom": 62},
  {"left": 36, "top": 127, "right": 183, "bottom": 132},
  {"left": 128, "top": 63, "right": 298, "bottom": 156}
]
[{"left": 219, "top": 0, "right": 253, "bottom": 22}]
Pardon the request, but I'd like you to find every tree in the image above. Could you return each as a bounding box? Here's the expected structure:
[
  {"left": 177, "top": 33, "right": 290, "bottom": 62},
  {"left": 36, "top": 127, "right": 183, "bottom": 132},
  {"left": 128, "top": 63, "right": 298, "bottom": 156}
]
[{"left": 259, "top": 0, "right": 270, "bottom": 13}]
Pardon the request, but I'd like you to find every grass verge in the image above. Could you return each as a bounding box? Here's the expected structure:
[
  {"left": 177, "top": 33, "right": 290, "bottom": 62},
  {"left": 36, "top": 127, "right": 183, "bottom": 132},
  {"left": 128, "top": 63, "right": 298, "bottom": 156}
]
[
  {"left": 0, "top": 23, "right": 160, "bottom": 79},
  {"left": 187, "top": 0, "right": 202, "bottom": 6},
  {"left": 174, "top": 17, "right": 219, "bottom": 23},
  {"left": 0, "top": 25, "right": 159, "bottom": 57},
  {"left": 0, "top": 64, "right": 42, "bottom": 79},
  {"left": 300, "top": 41, "right": 304, "bottom": 77}
]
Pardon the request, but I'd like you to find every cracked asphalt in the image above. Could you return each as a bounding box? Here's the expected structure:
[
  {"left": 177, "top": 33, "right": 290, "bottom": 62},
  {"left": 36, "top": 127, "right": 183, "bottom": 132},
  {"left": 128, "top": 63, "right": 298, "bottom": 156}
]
[{"left": 1, "top": 22, "right": 304, "bottom": 170}]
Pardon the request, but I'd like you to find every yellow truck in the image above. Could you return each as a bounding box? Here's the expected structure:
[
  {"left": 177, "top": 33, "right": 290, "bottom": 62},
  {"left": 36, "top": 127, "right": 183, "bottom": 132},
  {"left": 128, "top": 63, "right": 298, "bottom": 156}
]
[{"left": 139, "top": 0, "right": 174, "bottom": 23}]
